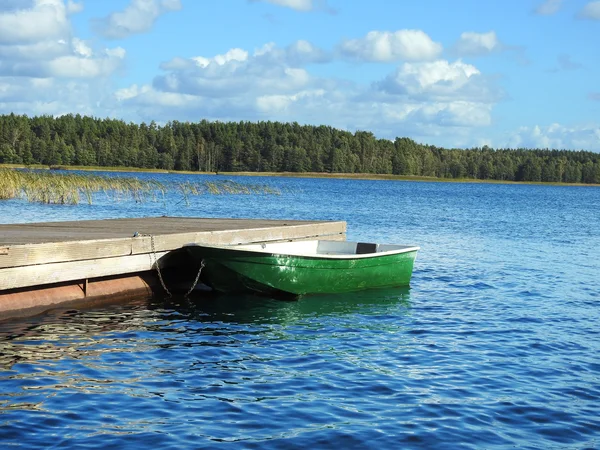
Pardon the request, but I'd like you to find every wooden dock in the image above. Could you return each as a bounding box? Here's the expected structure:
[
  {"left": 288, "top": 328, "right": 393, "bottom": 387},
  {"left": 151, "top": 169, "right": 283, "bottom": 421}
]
[{"left": 0, "top": 217, "right": 346, "bottom": 317}]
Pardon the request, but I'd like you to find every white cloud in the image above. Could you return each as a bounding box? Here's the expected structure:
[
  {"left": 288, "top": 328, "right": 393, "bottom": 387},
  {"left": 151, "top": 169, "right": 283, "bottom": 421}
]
[
  {"left": 154, "top": 40, "right": 328, "bottom": 100},
  {"left": 254, "top": 40, "right": 331, "bottom": 66},
  {"left": 255, "top": 89, "right": 326, "bottom": 113},
  {"left": 255, "top": 94, "right": 293, "bottom": 112},
  {"left": 452, "top": 31, "right": 502, "bottom": 57},
  {"left": 66, "top": 0, "right": 83, "bottom": 14},
  {"left": 404, "top": 102, "right": 492, "bottom": 127},
  {"left": 192, "top": 48, "right": 249, "bottom": 68},
  {"left": 261, "top": 0, "right": 312, "bottom": 11},
  {"left": 250, "top": 0, "right": 326, "bottom": 12},
  {"left": 0, "top": 1, "right": 126, "bottom": 79},
  {"left": 534, "top": 0, "right": 563, "bottom": 15},
  {"left": 507, "top": 124, "right": 600, "bottom": 151},
  {"left": 116, "top": 42, "right": 339, "bottom": 122},
  {"left": 47, "top": 47, "right": 125, "bottom": 78},
  {"left": 92, "top": 0, "right": 182, "bottom": 39},
  {"left": 159, "top": 56, "right": 195, "bottom": 71},
  {"left": 579, "top": 1, "right": 600, "bottom": 19},
  {"left": 0, "top": 0, "right": 70, "bottom": 44},
  {"left": 370, "top": 60, "right": 502, "bottom": 130},
  {"left": 116, "top": 37, "right": 502, "bottom": 145},
  {"left": 0, "top": 40, "right": 69, "bottom": 61},
  {"left": 115, "top": 83, "right": 159, "bottom": 102},
  {"left": 154, "top": 61, "right": 312, "bottom": 99},
  {"left": 0, "top": 32, "right": 125, "bottom": 79},
  {"left": 72, "top": 38, "right": 92, "bottom": 58},
  {"left": 0, "top": 0, "right": 127, "bottom": 118},
  {"left": 116, "top": 83, "right": 199, "bottom": 108},
  {"left": 0, "top": 77, "right": 110, "bottom": 117},
  {"left": 104, "top": 47, "right": 126, "bottom": 59},
  {"left": 376, "top": 60, "right": 490, "bottom": 99},
  {"left": 339, "top": 30, "right": 442, "bottom": 62}
]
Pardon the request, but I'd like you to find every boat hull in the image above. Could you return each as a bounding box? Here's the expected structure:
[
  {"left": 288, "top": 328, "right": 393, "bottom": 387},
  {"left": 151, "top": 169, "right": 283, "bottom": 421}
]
[{"left": 187, "top": 245, "right": 418, "bottom": 297}]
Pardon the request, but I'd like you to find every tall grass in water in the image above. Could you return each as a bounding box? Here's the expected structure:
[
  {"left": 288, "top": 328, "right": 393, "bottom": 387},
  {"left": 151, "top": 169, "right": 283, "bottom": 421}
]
[{"left": 0, "top": 169, "right": 279, "bottom": 205}]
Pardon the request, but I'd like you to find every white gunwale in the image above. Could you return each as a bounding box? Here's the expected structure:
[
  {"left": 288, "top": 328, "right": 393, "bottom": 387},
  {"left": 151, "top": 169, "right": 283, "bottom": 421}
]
[{"left": 188, "top": 240, "right": 420, "bottom": 260}]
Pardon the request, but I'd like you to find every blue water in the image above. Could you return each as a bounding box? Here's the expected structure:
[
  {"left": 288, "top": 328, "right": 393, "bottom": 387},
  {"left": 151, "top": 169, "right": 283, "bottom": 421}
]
[{"left": 1, "top": 173, "right": 599, "bottom": 449}]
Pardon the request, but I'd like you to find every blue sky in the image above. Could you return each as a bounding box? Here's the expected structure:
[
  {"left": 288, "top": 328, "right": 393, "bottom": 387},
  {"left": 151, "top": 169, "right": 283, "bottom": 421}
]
[{"left": 0, "top": 0, "right": 599, "bottom": 151}]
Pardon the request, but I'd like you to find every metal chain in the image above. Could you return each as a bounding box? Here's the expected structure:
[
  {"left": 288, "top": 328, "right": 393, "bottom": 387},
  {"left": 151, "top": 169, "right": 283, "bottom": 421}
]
[
  {"left": 134, "top": 232, "right": 205, "bottom": 300},
  {"left": 136, "top": 232, "right": 172, "bottom": 298},
  {"left": 183, "top": 260, "right": 205, "bottom": 299}
]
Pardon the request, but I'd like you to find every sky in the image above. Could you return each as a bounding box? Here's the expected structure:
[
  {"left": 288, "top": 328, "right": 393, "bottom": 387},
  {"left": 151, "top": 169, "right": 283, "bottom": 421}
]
[{"left": 0, "top": 0, "right": 599, "bottom": 151}]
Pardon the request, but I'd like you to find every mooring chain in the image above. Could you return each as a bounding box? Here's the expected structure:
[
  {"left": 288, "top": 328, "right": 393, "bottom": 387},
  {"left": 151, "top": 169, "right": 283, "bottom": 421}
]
[
  {"left": 183, "top": 259, "right": 205, "bottom": 299},
  {"left": 134, "top": 232, "right": 172, "bottom": 298},
  {"left": 133, "top": 232, "right": 204, "bottom": 299}
]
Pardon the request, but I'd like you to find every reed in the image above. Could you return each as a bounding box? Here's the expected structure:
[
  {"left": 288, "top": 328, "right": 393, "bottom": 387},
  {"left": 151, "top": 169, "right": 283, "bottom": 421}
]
[{"left": 0, "top": 169, "right": 279, "bottom": 205}]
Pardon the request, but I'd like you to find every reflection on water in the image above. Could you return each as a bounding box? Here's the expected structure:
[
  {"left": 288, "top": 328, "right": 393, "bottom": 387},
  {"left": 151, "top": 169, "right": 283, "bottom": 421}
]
[
  {"left": 0, "top": 287, "right": 412, "bottom": 371},
  {"left": 0, "top": 289, "right": 419, "bottom": 448},
  {"left": 153, "top": 286, "right": 412, "bottom": 325}
]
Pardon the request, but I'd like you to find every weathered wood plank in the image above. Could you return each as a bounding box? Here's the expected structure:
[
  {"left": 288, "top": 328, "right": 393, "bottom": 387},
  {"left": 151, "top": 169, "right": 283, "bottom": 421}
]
[
  {"left": 0, "top": 221, "right": 346, "bottom": 268},
  {"left": 130, "top": 221, "right": 347, "bottom": 253},
  {"left": 0, "top": 217, "right": 343, "bottom": 244},
  {"left": 0, "top": 252, "right": 171, "bottom": 291},
  {"left": 0, "top": 239, "right": 134, "bottom": 269}
]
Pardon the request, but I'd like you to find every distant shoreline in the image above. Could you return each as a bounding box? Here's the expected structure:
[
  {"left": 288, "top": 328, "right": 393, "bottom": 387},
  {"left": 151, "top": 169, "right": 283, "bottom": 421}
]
[{"left": 2, "top": 163, "right": 598, "bottom": 187}]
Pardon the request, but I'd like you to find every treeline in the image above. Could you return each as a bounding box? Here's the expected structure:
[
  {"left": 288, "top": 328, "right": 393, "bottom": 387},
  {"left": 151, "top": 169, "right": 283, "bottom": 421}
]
[{"left": 0, "top": 113, "right": 599, "bottom": 184}]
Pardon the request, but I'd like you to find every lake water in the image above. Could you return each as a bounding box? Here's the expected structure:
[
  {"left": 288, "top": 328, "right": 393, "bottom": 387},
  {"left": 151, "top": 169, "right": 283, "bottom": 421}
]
[{"left": 1, "top": 173, "right": 599, "bottom": 449}]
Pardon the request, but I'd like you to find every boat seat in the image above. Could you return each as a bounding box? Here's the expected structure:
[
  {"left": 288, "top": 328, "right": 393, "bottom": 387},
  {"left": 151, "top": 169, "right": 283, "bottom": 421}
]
[{"left": 356, "top": 242, "right": 377, "bottom": 254}]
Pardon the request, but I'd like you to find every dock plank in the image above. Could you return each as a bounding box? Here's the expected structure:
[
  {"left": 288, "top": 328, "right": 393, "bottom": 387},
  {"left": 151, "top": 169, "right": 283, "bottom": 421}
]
[
  {"left": 0, "top": 217, "right": 330, "bottom": 245},
  {"left": 0, "top": 252, "right": 170, "bottom": 291},
  {"left": 0, "top": 217, "right": 347, "bottom": 291}
]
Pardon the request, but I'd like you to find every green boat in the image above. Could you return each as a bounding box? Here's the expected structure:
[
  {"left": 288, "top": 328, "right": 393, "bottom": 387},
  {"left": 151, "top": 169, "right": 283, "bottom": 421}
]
[{"left": 185, "top": 240, "right": 419, "bottom": 298}]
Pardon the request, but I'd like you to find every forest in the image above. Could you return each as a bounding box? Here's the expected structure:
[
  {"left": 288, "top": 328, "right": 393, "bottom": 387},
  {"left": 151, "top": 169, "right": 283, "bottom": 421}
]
[{"left": 0, "top": 113, "right": 599, "bottom": 184}]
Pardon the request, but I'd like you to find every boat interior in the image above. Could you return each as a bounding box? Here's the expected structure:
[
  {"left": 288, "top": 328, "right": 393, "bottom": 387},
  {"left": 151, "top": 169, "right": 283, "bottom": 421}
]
[{"left": 228, "top": 240, "right": 419, "bottom": 258}]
